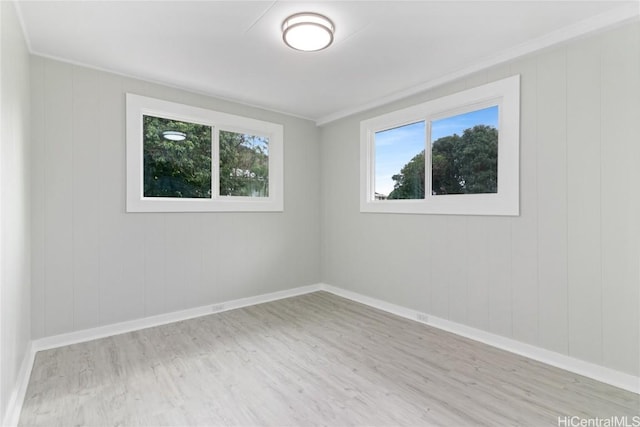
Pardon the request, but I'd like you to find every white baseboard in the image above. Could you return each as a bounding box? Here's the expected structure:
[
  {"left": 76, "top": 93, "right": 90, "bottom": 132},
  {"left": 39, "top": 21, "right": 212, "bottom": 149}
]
[
  {"left": 7, "top": 281, "right": 638, "bottom": 427},
  {"left": 2, "top": 341, "right": 36, "bottom": 427},
  {"left": 3, "top": 284, "right": 319, "bottom": 427},
  {"left": 319, "top": 283, "right": 640, "bottom": 395},
  {"left": 33, "top": 284, "right": 322, "bottom": 352}
]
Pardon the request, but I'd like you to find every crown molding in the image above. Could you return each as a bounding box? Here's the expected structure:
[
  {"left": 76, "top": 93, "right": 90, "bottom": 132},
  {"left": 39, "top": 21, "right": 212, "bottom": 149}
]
[{"left": 315, "top": 2, "right": 640, "bottom": 126}]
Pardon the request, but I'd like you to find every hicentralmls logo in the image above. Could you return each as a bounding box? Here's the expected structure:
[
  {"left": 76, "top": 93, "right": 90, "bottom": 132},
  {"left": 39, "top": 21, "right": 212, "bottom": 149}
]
[{"left": 558, "top": 416, "right": 640, "bottom": 427}]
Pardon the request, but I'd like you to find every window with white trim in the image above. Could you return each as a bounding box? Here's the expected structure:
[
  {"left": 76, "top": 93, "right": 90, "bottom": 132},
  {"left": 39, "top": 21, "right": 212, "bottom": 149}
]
[
  {"left": 126, "top": 94, "right": 283, "bottom": 212},
  {"left": 360, "top": 75, "right": 520, "bottom": 216}
]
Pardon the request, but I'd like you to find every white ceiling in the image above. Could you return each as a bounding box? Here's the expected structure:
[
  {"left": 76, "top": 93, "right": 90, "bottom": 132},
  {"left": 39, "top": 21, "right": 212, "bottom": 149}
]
[{"left": 15, "top": 1, "right": 640, "bottom": 125}]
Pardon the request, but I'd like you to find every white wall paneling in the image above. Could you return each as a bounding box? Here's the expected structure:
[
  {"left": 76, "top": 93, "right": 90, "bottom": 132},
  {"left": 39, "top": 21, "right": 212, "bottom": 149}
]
[
  {"left": 566, "top": 36, "right": 602, "bottom": 367},
  {"left": 1, "top": 2, "right": 32, "bottom": 425},
  {"left": 446, "top": 217, "right": 469, "bottom": 323},
  {"left": 30, "top": 58, "right": 322, "bottom": 339},
  {"left": 428, "top": 216, "right": 450, "bottom": 320},
  {"left": 486, "top": 218, "right": 513, "bottom": 338},
  {"left": 71, "top": 66, "right": 102, "bottom": 332},
  {"left": 43, "top": 60, "right": 74, "bottom": 336},
  {"left": 29, "top": 57, "right": 45, "bottom": 350},
  {"left": 535, "top": 47, "right": 569, "bottom": 355},
  {"left": 600, "top": 24, "right": 640, "bottom": 376},
  {"left": 319, "top": 21, "right": 640, "bottom": 378},
  {"left": 509, "top": 56, "right": 540, "bottom": 347},
  {"left": 465, "top": 216, "right": 491, "bottom": 331}
]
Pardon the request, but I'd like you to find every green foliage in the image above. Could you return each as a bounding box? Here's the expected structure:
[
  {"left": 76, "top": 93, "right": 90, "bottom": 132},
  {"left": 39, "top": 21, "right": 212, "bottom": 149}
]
[
  {"left": 388, "top": 151, "right": 425, "bottom": 199},
  {"left": 143, "top": 116, "right": 269, "bottom": 199},
  {"left": 452, "top": 125, "right": 498, "bottom": 194},
  {"left": 143, "top": 116, "right": 212, "bottom": 198},
  {"left": 431, "top": 135, "right": 464, "bottom": 195},
  {"left": 388, "top": 125, "right": 498, "bottom": 199}
]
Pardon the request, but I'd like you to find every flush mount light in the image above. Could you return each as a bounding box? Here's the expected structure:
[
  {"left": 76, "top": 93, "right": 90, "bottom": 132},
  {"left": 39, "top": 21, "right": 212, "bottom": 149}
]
[
  {"left": 162, "top": 130, "right": 186, "bottom": 141},
  {"left": 282, "top": 12, "right": 334, "bottom": 52}
]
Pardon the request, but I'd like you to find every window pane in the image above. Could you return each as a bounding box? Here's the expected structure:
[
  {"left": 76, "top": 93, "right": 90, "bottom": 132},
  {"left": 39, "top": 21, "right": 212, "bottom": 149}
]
[
  {"left": 220, "top": 131, "right": 269, "bottom": 197},
  {"left": 375, "top": 121, "right": 426, "bottom": 200},
  {"left": 431, "top": 106, "right": 498, "bottom": 195},
  {"left": 143, "top": 115, "right": 212, "bottom": 198}
]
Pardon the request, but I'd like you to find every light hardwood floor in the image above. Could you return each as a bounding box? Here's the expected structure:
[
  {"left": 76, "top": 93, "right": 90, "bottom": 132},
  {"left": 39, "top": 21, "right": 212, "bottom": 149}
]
[{"left": 19, "top": 292, "right": 639, "bottom": 426}]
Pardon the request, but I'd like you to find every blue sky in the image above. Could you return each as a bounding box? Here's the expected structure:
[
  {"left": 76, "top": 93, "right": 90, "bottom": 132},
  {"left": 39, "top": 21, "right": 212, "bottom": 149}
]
[
  {"left": 375, "top": 121, "right": 425, "bottom": 196},
  {"left": 374, "top": 106, "right": 498, "bottom": 196}
]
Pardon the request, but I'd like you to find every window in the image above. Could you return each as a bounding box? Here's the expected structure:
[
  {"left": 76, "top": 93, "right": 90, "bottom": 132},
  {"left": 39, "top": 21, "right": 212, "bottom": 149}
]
[
  {"left": 126, "top": 94, "right": 283, "bottom": 212},
  {"left": 360, "top": 75, "right": 520, "bottom": 215}
]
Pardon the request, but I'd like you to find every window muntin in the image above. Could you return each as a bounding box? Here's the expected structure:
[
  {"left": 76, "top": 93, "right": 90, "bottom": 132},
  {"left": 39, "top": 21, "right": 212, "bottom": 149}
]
[
  {"left": 360, "top": 75, "right": 519, "bottom": 216},
  {"left": 127, "top": 94, "right": 283, "bottom": 212}
]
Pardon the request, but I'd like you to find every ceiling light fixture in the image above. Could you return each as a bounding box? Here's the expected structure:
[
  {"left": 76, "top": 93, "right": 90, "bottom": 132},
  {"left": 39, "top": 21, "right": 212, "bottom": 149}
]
[
  {"left": 162, "top": 130, "right": 186, "bottom": 141},
  {"left": 282, "top": 12, "right": 334, "bottom": 52}
]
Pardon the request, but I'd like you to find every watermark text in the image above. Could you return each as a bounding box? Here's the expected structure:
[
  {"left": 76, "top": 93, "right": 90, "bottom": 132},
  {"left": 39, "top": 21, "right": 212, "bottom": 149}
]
[{"left": 558, "top": 416, "right": 640, "bottom": 427}]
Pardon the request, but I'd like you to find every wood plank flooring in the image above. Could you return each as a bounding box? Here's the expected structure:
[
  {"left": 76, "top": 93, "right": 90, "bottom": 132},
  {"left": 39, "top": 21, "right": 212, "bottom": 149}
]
[{"left": 19, "top": 291, "right": 639, "bottom": 426}]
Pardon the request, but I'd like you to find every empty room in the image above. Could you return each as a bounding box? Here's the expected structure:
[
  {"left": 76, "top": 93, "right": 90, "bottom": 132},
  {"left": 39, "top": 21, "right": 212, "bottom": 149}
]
[{"left": 1, "top": 0, "right": 639, "bottom": 426}]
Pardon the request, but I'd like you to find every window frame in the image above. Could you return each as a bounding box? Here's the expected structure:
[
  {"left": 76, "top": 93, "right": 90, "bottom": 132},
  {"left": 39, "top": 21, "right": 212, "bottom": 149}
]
[
  {"left": 360, "top": 75, "right": 520, "bottom": 216},
  {"left": 126, "top": 94, "right": 284, "bottom": 212}
]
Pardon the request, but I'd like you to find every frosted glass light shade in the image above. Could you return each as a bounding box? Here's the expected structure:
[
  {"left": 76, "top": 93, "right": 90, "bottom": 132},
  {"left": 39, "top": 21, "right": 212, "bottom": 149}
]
[{"left": 282, "top": 13, "right": 334, "bottom": 52}]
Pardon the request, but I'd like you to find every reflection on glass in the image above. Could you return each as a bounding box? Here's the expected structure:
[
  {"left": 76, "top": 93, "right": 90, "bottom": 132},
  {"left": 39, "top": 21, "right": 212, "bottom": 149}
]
[
  {"left": 143, "top": 115, "right": 212, "bottom": 198},
  {"left": 374, "top": 121, "right": 426, "bottom": 200},
  {"left": 220, "top": 130, "right": 269, "bottom": 197},
  {"left": 431, "top": 106, "right": 499, "bottom": 195}
]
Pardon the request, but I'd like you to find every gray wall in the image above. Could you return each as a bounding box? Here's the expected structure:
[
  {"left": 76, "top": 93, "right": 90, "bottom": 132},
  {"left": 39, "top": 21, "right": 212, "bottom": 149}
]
[
  {"left": 30, "top": 57, "right": 321, "bottom": 339},
  {"left": 320, "top": 22, "right": 640, "bottom": 376},
  {"left": 0, "top": 1, "right": 31, "bottom": 422}
]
